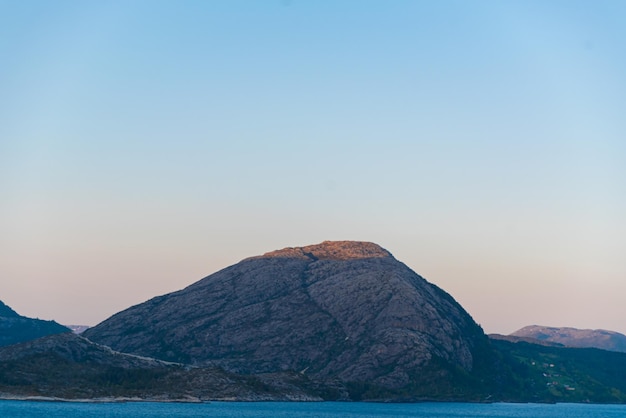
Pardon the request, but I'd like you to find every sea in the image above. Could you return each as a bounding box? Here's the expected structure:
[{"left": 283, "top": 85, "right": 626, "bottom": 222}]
[{"left": 1, "top": 401, "right": 625, "bottom": 418}]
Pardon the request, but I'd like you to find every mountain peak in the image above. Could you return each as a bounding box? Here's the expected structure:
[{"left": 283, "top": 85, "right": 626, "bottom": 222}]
[{"left": 259, "top": 240, "right": 392, "bottom": 261}]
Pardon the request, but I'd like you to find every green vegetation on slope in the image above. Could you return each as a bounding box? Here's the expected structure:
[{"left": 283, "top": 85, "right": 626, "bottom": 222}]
[{"left": 490, "top": 339, "right": 626, "bottom": 403}]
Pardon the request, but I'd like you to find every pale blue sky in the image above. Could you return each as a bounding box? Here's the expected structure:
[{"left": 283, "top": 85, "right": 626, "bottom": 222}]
[{"left": 1, "top": 0, "right": 625, "bottom": 334}]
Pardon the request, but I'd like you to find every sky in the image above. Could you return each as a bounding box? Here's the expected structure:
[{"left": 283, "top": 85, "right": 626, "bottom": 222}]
[{"left": 1, "top": 0, "right": 625, "bottom": 335}]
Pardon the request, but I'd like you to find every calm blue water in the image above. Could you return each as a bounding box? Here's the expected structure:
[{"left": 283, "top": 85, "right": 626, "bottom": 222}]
[{"left": 1, "top": 401, "right": 625, "bottom": 418}]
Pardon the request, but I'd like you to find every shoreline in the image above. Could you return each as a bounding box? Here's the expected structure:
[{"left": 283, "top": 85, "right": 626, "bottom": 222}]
[
  {"left": 1, "top": 395, "right": 624, "bottom": 405},
  {"left": 0, "top": 395, "right": 206, "bottom": 403}
]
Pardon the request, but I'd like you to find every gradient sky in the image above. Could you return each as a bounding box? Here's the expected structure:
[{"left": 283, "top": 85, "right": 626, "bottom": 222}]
[{"left": 1, "top": 0, "right": 625, "bottom": 335}]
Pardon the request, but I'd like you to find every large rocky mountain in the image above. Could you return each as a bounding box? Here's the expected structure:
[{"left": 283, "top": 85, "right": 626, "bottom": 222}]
[
  {"left": 4, "top": 243, "right": 626, "bottom": 402},
  {"left": 84, "top": 241, "right": 492, "bottom": 393},
  {"left": 0, "top": 300, "right": 70, "bottom": 347},
  {"left": 511, "top": 325, "right": 626, "bottom": 353}
]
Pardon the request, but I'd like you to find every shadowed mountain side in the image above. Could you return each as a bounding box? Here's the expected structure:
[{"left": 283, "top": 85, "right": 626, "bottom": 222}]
[
  {"left": 0, "top": 300, "right": 70, "bottom": 347},
  {"left": 0, "top": 301, "right": 19, "bottom": 318},
  {"left": 84, "top": 241, "right": 491, "bottom": 391}
]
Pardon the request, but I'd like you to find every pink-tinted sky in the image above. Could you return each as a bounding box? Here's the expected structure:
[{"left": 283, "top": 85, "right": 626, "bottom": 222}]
[{"left": 1, "top": 0, "right": 625, "bottom": 334}]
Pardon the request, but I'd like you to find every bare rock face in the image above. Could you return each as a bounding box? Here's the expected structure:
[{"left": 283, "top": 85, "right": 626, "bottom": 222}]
[
  {"left": 84, "top": 241, "right": 488, "bottom": 389},
  {"left": 511, "top": 325, "right": 626, "bottom": 353},
  {"left": 260, "top": 241, "right": 392, "bottom": 261}
]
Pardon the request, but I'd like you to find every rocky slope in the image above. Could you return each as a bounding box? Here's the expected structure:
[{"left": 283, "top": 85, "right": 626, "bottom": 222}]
[
  {"left": 512, "top": 325, "right": 626, "bottom": 353},
  {"left": 84, "top": 241, "right": 492, "bottom": 393},
  {"left": 0, "top": 300, "right": 70, "bottom": 347},
  {"left": 0, "top": 333, "right": 326, "bottom": 401}
]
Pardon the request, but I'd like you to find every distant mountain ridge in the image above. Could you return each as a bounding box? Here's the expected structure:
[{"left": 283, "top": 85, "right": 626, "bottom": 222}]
[
  {"left": 66, "top": 325, "right": 91, "bottom": 334},
  {"left": 488, "top": 333, "right": 564, "bottom": 347},
  {"left": 0, "top": 299, "right": 70, "bottom": 347},
  {"left": 511, "top": 325, "right": 626, "bottom": 353}
]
